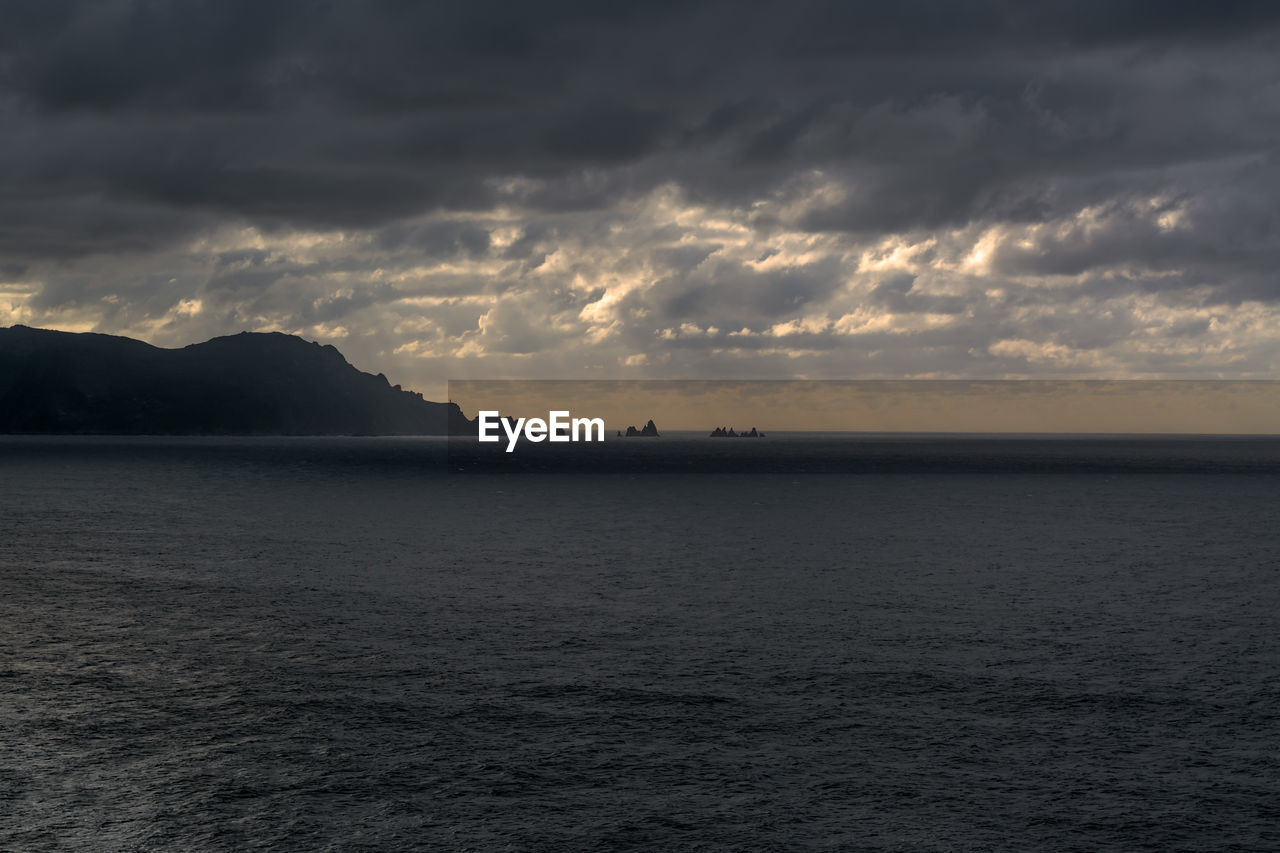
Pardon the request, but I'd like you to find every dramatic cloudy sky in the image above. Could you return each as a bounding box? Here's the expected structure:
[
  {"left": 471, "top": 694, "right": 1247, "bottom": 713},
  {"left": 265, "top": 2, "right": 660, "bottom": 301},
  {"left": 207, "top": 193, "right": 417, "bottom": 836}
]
[{"left": 3, "top": 1, "right": 1280, "bottom": 394}]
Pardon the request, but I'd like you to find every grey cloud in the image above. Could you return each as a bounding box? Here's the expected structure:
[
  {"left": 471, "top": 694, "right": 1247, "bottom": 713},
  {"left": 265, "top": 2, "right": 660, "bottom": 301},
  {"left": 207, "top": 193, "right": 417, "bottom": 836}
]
[
  {"left": 870, "top": 274, "right": 970, "bottom": 316},
  {"left": 377, "top": 222, "right": 492, "bottom": 257},
  {"left": 652, "top": 256, "right": 847, "bottom": 331}
]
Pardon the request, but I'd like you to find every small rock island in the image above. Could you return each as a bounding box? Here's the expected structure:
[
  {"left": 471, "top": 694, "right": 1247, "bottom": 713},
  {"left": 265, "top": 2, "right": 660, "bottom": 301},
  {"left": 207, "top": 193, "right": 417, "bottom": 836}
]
[
  {"left": 623, "top": 419, "right": 660, "bottom": 437},
  {"left": 709, "top": 426, "right": 764, "bottom": 437}
]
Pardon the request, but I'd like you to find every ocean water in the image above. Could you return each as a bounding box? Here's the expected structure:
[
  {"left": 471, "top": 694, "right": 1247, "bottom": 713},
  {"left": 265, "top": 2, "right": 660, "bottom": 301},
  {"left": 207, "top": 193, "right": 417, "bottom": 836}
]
[{"left": 2, "top": 436, "right": 1279, "bottom": 851}]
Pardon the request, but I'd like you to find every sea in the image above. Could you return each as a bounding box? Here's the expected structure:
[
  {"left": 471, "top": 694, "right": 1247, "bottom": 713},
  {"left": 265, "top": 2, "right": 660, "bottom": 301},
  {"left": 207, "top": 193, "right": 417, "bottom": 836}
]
[{"left": 2, "top": 434, "right": 1278, "bottom": 851}]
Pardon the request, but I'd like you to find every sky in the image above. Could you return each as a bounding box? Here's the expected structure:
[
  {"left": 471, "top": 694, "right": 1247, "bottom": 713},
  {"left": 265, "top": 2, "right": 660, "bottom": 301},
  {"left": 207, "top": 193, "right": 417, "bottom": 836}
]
[{"left": 2, "top": 1, "right": 1280, "bottom": 399}]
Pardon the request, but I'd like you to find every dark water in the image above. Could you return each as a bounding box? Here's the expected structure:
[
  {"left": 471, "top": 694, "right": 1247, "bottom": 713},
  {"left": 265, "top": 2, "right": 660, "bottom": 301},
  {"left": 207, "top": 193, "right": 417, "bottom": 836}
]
[{"left": 2, "top": 436, "right": 1278, "bottom": 851}]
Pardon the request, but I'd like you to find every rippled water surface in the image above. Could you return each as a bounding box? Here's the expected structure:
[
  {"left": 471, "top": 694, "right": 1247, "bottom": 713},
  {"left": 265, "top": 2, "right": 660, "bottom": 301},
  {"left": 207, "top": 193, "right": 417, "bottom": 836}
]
[{"left": 2, "top": 437, "right": 1279, "bottom": 851}]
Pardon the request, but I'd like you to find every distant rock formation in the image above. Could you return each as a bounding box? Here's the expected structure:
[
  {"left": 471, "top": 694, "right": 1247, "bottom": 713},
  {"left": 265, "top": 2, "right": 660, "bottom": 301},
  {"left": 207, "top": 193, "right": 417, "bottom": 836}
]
[
  {"left": 624, "top": 419, "right": 660, "bottom": 437},
  {"left": 709, "top": 426, "right": 764, "bottom": 437},
  {"left": 0, "top": 325, "right": 475, "bottom": 435}
]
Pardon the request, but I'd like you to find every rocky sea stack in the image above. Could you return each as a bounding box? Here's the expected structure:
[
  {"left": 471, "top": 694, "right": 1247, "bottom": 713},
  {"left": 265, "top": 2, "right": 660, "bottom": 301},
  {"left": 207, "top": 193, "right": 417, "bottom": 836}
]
[{"left": 624, "top": 419, "right": 660, "bottom": 437}]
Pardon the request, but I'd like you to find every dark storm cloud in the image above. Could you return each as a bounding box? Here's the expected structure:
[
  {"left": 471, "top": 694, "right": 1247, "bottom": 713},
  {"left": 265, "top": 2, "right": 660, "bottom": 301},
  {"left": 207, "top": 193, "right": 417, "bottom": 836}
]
[{"left": 5, "top": 1, "right": 1279, "bottom": 245}]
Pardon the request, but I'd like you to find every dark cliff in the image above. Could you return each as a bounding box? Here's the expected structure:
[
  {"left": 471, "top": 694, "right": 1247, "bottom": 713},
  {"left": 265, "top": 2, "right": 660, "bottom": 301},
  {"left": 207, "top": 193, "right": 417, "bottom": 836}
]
[{"left": 0, "top": 325, "right": 473, "bottom": 435}]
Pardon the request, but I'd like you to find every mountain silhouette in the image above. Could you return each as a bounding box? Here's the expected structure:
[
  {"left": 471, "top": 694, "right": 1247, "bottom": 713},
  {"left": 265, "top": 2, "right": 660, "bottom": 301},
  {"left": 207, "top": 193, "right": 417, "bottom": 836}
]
[{"left": 0, "top": 325, "right": 473, "bottom": 435}]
